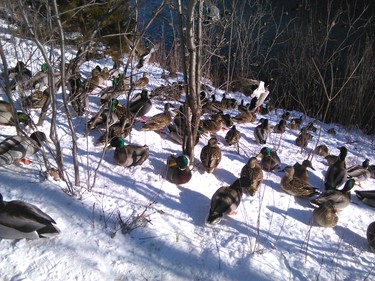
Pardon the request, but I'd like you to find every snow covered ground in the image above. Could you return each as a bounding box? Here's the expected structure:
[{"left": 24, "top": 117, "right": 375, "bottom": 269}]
[{"left": 0, "top": 21, "right": 375, "bottom": 281}]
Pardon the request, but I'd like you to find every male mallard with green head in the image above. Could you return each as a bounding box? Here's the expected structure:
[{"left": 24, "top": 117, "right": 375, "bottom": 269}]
[
  {"left": 166, "top": 154, "right": 192, "bottom": 185},
  {"left": 0, "top": 193, "right": 60, "bottom": 239},
  {"left": 0, "top": 131, "right": 47, "bottom": 165},
  {"left": 324, "top": 146, "right": 347, "bottom": 190},
  {"left": 129, "top": 89, "right": 152, "bottom": 118},
  {"left": 355, "top": 190, "right": 375, "bottom": 208},
  {"left": 347, "top": 158, "right": 371, "bottom": 183},
  {"left": 107, "top": 137, "right": 149, "bottom": 167},
  {"left": 200, "top": 137, "right": 222, "bottom": 173},
  {"left": 280, "top": 166, "right": 320, "bottom": 198},
  {"left": 240, "top": 157, "right": 263, "bottom": 196},
  {"left": 206, "top": 177, "right": 251, "bottom": 224},
  {"left": 256, "top": 147, "right": 281, "bottom": 172},
  {"left": 311, "top": 179, "right": 355, "bottom": 210}
]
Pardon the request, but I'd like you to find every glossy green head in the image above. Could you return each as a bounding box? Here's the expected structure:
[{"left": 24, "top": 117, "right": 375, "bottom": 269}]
[
  {"left": 110, "top": 99, "right": 119, "bottom": 110},
  {"left": 41, "top": 63, "right": 47, "bottom": 72},
  {"left": 362, "top": 158, "right": 370, "bottom": 168},
  {"left": 176, "top": 155, "right": 189, "bottom": 170},
  {"left": 17, "top": 112, "right": 30, "bottom": 125},
  {"left": 111, "top": 137, "right": 125, "bottom": 148},
  {"left": 259, "top": 147, "right": 271, "bottom": 157},
  {"left": 343, "top": 178, "right": 355, "bottom": 191},
  {"left": 141, "top": 90, "right": 149, "bottom": 99}
]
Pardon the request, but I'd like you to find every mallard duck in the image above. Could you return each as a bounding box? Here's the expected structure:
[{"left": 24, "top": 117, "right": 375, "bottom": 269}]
[
  {"left": 291, "top": 115, "right": 303, "bottom": 126},
  {"left": 233, "top": 109, "right": 256, "bottom": 124},
  {"left": 95, "top": 116, "right": 132, "bottom": 146},
  {"left": 260, "top": 100, "right": 275, "bottom": 115},
  {"left": 8, "top": 61, "right": 32, "bottom": 91},
  {"left": 273, "top": 119, "right": 287, "bottom": 134},
  {"left": 288, "top": 120, "right": 299, "bottom": 130},
  {"left": 129, "top": 89, "right": 152, "bottom": 118},
  {"left": 238, "top": 99, "right": 250, "bottom": 113},
  {"left": 206, "top": 177, "right": 251, "bottom": 224},
  {"left": 1, "top": 97, "right": 32, "bottom": 125},
  {"left": 225, "top": 125, "right": 241, "bottom": 146},
  {"left": 295, "top": 129, "right": 313, "bottom": 151},
  {"left": 167, "top": 124, "right": 204, "bottom": 146},
  {"left": 240, "top": 157, "right": 263, "bottom": 196},
  {"left": 107, "top": 137, "right": 149, "bottom": 167},
  {"left": 132, "top": 72, "right": 149, "bottom": 89},
  {"left": 0, "top": 193, "right": 60, "bottom": 239},
  {"left": 325, "top": 154, "right": 339, "bottom": 166},
  {"left": 279, "top": 166, "right": 320, "bottom": 197},
  {"left": 311, "top": 179, "right": 355, "bottom": 210},
  {"left": 221, "top": 113, "right": 234, "bottom": 128},
  {"left": 200, "top": 137, "right": 222, "bottom": 173},
  {"left": 355, "top": 190, "right": 375, "bottom": 208},
  {"left": 141, "top": 103, "right": 174, "bottom": 131},
  {"left": 221, "top": 93, "right": 237, "bottom": 109},
  {"left": 88, "top": 99, "right": 126, "bottom": 130},
  {"left": 166, "top": 154, "right": 192, "bottom": 185},
  {"left": 87, "top": 66, "right": 111, "bottom": 91},
  {"left": 22, "top": 89, "right": 49, "bottom": 109},
  {"left": 199, "top": 114, "right": 223, "bottom": 135},
  {"left": 312, "top": 200, "right": 338, "bottom": 228},
  {"left": 149, "top": 83, "right": 185, "bottom": 101},
  {"left": 314, "top": 144, "right": 329, "bottom": 157},
  {"left": 347, "top": 158, "right": 371, "bottom": 183},
  {"left": 293, "top": 159, "right": 315, "bottom": 182},
  {"left": 327, "top": 128, "right": 336, "bottom": 135},
  {"left": 254, "top": 118, "right": 272, "bottom": 145},
  {"left": 367, "top": 221, "right": 375, "bottom": 252},
  {"left": 256, "top": 147, "right": 281, "bottom": 172},
  {"left": 281, "top": 111, "right": 290, "bottom": 120},
  {"left": 0, "top": 131, "right": 47, "bottom": 165},
  {"left": 324, "top": 146, "right": 347, "bottom": 190},
  {"left": 306, "top": 122, "right": 317, "bottom": 132},
  {"left": 368, "top": 165, "right": 375, "bottom": 179},
  {"left": 249, "top": 81, "right": 270, "bottom": 112}
]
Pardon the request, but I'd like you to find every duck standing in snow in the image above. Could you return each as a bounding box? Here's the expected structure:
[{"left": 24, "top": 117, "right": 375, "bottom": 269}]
[
  {"left": 240, "top": 157, "right": 263, "bottom": 196},
  {"left": 314, "top": 144, "right": 329, "bottom": 157},
  {"left": 324, "top": 146, "right": 347, "bottom": 190},
  {"left": 200, "top": 137, "right": 222, "bottom": 173},
  {"left": 0, "top": 131, "right": 47, "bottom": 165},
  {"left": 225, "top": 125, "right": 241, "bottom": 146},
  {"left": 166, "top": 154, "right": 192, "bottom": 185},
  {"left": 0, "top": 193, "right": 60, "bottom": 239},
  {"left": 254, "top": 118, "right": 272, "bottom": 145},
  {"left": 206, "top": 177, "right": 251, "bottom": 224}
]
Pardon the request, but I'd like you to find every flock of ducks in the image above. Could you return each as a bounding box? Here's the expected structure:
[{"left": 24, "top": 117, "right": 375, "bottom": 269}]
[{"left": 0, "top": 61, "right": 374, "bottom": 253}]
